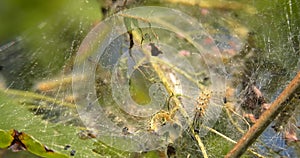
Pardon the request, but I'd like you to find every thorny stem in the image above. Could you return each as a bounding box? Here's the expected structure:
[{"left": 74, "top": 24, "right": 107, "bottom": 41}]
[{"left": 225, "top": 71, "right": 300, "bottom": 158}]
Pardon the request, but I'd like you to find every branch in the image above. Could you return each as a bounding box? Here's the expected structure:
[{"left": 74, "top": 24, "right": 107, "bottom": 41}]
[{"left": 225, "top": 71, "right": 300, "bottom": 158}]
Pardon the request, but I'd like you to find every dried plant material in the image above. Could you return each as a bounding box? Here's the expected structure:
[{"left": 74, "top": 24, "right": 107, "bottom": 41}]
[
  {"left": 33, "top": 75, "right": 84, "bottom": 92},
  {"left": 244, "top": 113, "right": 257, "bottom": 123},
  {"left": 284, "top": 127, "right": 299, "bottom": 143}
]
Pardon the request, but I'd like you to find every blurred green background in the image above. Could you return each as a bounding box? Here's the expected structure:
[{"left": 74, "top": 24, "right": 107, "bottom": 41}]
[{"left": 0, "top": 0, "right": 102, "bottom": 90}]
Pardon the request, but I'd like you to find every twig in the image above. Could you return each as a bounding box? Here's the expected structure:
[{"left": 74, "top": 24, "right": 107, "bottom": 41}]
[
  {"left": 203, "top": 125, "right": 265, "bottom": 158},
  {"left": 225, "top": 71, "right": 300, "bottom": 158}
]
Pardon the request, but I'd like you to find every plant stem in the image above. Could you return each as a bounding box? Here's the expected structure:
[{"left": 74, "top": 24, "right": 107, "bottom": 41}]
[
  {"left": 225, "top": 71, "right": 300, "bottom": 158},
  {"left": 148, "top": 50, "right": 209, "bottom": 158},
  {"left": 4, "top": 89, "right": 76, "bottom": 108}
]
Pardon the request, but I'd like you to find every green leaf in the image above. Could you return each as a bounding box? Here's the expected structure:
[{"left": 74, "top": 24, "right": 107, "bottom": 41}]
[
  {"left": 124, "top": 17, "right": 134, "bottom": 31},
  {"left": 0, "top": 129, "right": 68, "bottom": 157},
  {"left": 123, "top": 16, "right": 144, "bottom": 40},
  {"left": 19, "top": 131, "right": 68, "bottom": 158},
  {"left": 0, "top": 129, "right": 13, "bottom": 148},
  {"left": 0, "top": 90, "right": 100, "bottom": 157}
]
